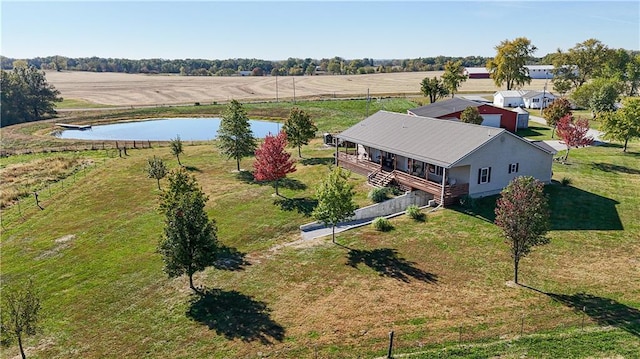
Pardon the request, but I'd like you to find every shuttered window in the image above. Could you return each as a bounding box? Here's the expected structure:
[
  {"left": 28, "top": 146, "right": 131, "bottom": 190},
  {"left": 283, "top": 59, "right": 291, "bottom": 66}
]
[{"left": 478, "top": 167, "right": 491, "bottom": 184}]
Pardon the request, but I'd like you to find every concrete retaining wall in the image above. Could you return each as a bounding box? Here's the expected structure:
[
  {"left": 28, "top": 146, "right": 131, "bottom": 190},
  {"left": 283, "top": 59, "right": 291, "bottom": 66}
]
[{"left": 300, "top": 190, "right": 433, "bottom": 232}]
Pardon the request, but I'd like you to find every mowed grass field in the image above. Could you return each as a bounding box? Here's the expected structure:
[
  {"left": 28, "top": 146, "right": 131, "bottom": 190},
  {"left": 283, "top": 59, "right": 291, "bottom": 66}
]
[
  {"left": 1, "top": 100, "right": 639, "bottom": 358},
  {"left": 45, "top": 70, "right": 552, "bottom": 107}
]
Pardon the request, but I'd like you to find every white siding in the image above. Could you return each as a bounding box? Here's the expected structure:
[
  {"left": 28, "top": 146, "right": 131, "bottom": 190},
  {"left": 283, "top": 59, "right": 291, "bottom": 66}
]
[{"left": 453, "top": 133, "right": 553, "bottom": 198}]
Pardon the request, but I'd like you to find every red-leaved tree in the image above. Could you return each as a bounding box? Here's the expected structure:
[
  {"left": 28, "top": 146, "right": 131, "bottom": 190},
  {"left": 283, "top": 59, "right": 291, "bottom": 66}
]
[
  {"left": 556, "top": 114, "right": 594, "bottom": 162},
  {"left": 495, "top": 176, "right": 550, "bottom": 284},
  {"left": 253, "top": 131, "right": 296, "bottom": 196}
]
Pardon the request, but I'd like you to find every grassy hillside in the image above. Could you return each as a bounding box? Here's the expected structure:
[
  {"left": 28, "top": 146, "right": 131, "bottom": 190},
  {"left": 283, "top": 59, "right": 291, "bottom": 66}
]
[{"left": 1, "top": 104, "right": 639, "bottom": 358}]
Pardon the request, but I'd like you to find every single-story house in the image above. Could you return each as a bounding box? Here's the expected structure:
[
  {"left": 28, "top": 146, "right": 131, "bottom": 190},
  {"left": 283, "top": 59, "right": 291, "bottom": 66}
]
[
  {"left": 463, "top": 67, "right": 490, "bottom": 79},
  {"left": 335, "top": 111, "right": 556, "bottom": 206},
  {"left": 408, "top": 97, "right": 520, "bottom": 132},
  {"left": 522, "top": 91, "right": 556, "bottom": 109}
]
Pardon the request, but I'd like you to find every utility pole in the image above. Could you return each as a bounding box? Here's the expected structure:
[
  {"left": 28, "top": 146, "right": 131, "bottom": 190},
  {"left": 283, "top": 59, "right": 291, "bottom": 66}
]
[
  {"left": 366, "top": 88, "right": 370, "bottom": 118},
  {"left": 540, "top": 73, "right": 548, "bottom": 116}
]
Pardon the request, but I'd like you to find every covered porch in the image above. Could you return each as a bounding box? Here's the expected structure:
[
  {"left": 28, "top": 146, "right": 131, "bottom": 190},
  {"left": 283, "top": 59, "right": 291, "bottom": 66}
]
[{"left": 336, "top": 145, "right": 469, "bottom": 207}]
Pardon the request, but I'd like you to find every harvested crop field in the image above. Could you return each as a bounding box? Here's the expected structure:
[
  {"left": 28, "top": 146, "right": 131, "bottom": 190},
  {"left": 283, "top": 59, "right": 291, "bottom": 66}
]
[{"left": 45, "top": 71, "right": 551, "bottom": 107}]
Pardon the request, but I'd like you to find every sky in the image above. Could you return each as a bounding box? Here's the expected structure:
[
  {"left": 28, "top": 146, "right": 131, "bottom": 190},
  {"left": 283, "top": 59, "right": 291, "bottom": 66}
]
[{"left": 1, "top": 1, "right": 638, "bottom": 61}]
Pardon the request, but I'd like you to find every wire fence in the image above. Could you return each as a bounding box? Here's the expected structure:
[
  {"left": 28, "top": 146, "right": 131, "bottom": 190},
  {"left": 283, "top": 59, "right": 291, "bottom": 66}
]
[
  {"left": 0, "top": 158, "right": 101, "bottom": 230},
  {"left": 374, "top": 306, "right": 632, "bottom": 358},
  {"left": 0, "top": 139, "right": 209, "bottom": 157},
  {"left": 0, "top": 143, "right": 172, "bottom": 229}
]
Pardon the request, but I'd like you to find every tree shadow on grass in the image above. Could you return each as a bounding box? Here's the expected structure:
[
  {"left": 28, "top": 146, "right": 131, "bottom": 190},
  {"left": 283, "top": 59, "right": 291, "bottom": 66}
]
[
  {"left": 346, "top": 247, "right": 438, "bottom": 284},
  {"left": 184, "top": 165, "right": 202, "bottom": 173},
  {"left": 186, "top": 288, "right": 285, "bottom": 344},
  {"left": 598, "top": 143, "right": 640, "bottom": 156},
  {"left": 213, "top": 245, "right": 250, "bottom": 271},
  {"left": 517, "top": 125, "right": 551, "bottom": 139},
  {"left": 546, "top": 184, "right": 622, "bottom": 230},
  {"left": 235, "top": 170, "right": 256, "bottom": 183},
  {"left": 523, "top": 285, "right": 640, "bottom": 337},
  {"left": 591, "top": 162, "right": 640, "bottom": 175},
  {"left": 450, "top": 195, "right": 498, "bottom": 224},
  {"left": 452, "top": 185, "right": 623, "bottom": 231},
  {"left": 277, "top": 178, "right": 307, "bottom": 191},
  {"left": 235, "top": 171, "right": 307, "bottom": 191},
  {"left": 273, "top": 197, "right": 318, "bottom": 217},
  {"left": 300, "top": 157, "right": 334, "bottom": 166}
]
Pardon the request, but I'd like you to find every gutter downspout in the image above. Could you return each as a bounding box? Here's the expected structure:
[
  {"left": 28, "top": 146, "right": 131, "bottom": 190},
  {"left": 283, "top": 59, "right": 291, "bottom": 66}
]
[
  {"left": 335, "top": 137, "right": 339, "bottom": 166},
  {"left": 440, "top": 167, "right": 446, "bottom": 207}
]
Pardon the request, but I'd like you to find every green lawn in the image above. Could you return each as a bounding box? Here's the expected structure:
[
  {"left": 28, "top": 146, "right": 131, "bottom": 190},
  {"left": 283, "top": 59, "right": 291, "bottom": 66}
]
[
  {"left": 1, "top": 103, "right": 639, "bottom": 358},
  {"left": 56, "top": 98, "right": 115, "bottom": 109}
]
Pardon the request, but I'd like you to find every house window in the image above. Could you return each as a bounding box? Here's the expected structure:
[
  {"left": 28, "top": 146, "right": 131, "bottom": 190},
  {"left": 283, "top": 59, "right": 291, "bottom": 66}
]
[
  {"left": 478, "top": 167, "right": 491, "bottom": 184},
  {"left": 508, "top": 163, "right": 519, "bottom": 174},
  {"left": 533, "top": 98, "right": 539, "bottom": 103}
]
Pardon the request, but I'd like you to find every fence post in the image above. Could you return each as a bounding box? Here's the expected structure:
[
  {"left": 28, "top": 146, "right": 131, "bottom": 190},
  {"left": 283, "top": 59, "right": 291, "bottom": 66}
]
[
  {"left": 34, "top": 192, "right": 43, "bottom": 210},
  {"left": 387, "top": 331, "right": 394, "bottom": 359}
]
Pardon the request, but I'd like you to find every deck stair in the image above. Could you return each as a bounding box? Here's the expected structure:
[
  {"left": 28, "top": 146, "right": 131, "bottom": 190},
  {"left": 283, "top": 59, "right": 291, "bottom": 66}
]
[{"left": 368, "top": 170, "right": 394, "bottom": 187}]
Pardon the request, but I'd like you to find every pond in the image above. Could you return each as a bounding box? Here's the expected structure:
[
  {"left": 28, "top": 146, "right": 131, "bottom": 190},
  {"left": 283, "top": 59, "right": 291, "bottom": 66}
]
[{"left": 56, "top": 118, "right": 282, "bottom": 141}]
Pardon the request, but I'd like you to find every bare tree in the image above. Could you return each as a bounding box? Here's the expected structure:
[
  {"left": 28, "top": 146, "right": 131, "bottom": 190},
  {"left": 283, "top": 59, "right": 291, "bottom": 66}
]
[{"left": 1, "top": 279, "right": 41, "bottom": 359}]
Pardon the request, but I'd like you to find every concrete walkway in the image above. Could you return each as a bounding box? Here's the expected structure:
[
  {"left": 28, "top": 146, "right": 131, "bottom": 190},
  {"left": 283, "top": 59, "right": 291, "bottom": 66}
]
[
  {"left": 300, "top": 218, "right": 376, "bottom": 240},
  {"left": 529, "top": 115, "right": 606, "bottom": 151}
]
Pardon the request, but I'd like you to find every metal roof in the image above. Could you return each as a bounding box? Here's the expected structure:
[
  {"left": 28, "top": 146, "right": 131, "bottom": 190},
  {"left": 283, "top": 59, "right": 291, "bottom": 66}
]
[
  {"left": 460, "top": 95, "right": 492, "bottom": 104},
  {"left": 464, "top": 67, "right": 490, "bottom": 74},
  {"left": 529, "top": 140, "right": 558, "bottom": 154},
  {"left": 408, "top": 98, "right": 481, "bottom": 118},
  {"left": 336, "top": 111, "right": 506, "bottom": 168},
  {"left": 522, "top": 90, "right": 556, "bottom": 99},
  {"left": 494, "top": 90, "right": 528, "bottom": 98}
]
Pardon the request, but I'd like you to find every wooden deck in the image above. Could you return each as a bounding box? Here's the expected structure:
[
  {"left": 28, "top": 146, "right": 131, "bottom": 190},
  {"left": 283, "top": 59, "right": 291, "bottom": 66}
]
[{"left": 337, "top": 152, "right": 469, "bottom": 206}]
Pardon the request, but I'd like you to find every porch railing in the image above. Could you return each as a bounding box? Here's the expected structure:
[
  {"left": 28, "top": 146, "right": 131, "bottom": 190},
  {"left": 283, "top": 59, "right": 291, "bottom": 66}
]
[{"left": 337, "top": 152, "right": 469, "bottom": 206}]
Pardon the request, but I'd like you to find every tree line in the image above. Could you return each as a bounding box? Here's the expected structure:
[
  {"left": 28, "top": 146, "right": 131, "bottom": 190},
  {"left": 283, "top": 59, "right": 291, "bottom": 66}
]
[
  {"left": 0, "top": 65, "right": 62, "bottom": 127},
  {"left": 2, "top": 55, "right": 496, "bottom": 76}
]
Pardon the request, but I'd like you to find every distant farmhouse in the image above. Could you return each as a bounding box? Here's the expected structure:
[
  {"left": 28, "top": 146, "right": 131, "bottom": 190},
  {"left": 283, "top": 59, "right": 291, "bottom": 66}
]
[
  {"left": 407, "top": 97, "right": 528, "bottom": 132},
  {"left": 463, "top": 67, "right": 491, "bottom": 79},
  {"left": 463, "top": 65, "right": 554, "bottom": 79},
  {"left": 335, "top": 111, "right": 555, "bottom": 206}
]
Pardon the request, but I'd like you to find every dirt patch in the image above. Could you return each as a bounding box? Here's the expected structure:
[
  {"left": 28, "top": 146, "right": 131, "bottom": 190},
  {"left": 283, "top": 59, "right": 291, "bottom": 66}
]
[
  {"left": 36, "top": 234, "right": 76, "bottom": 260},
  {"left": 55, "top": 234, "right": 76, "bottom": 243},
  {"left": 45, "top": 71, "right": 551, "bottom": 107}
]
